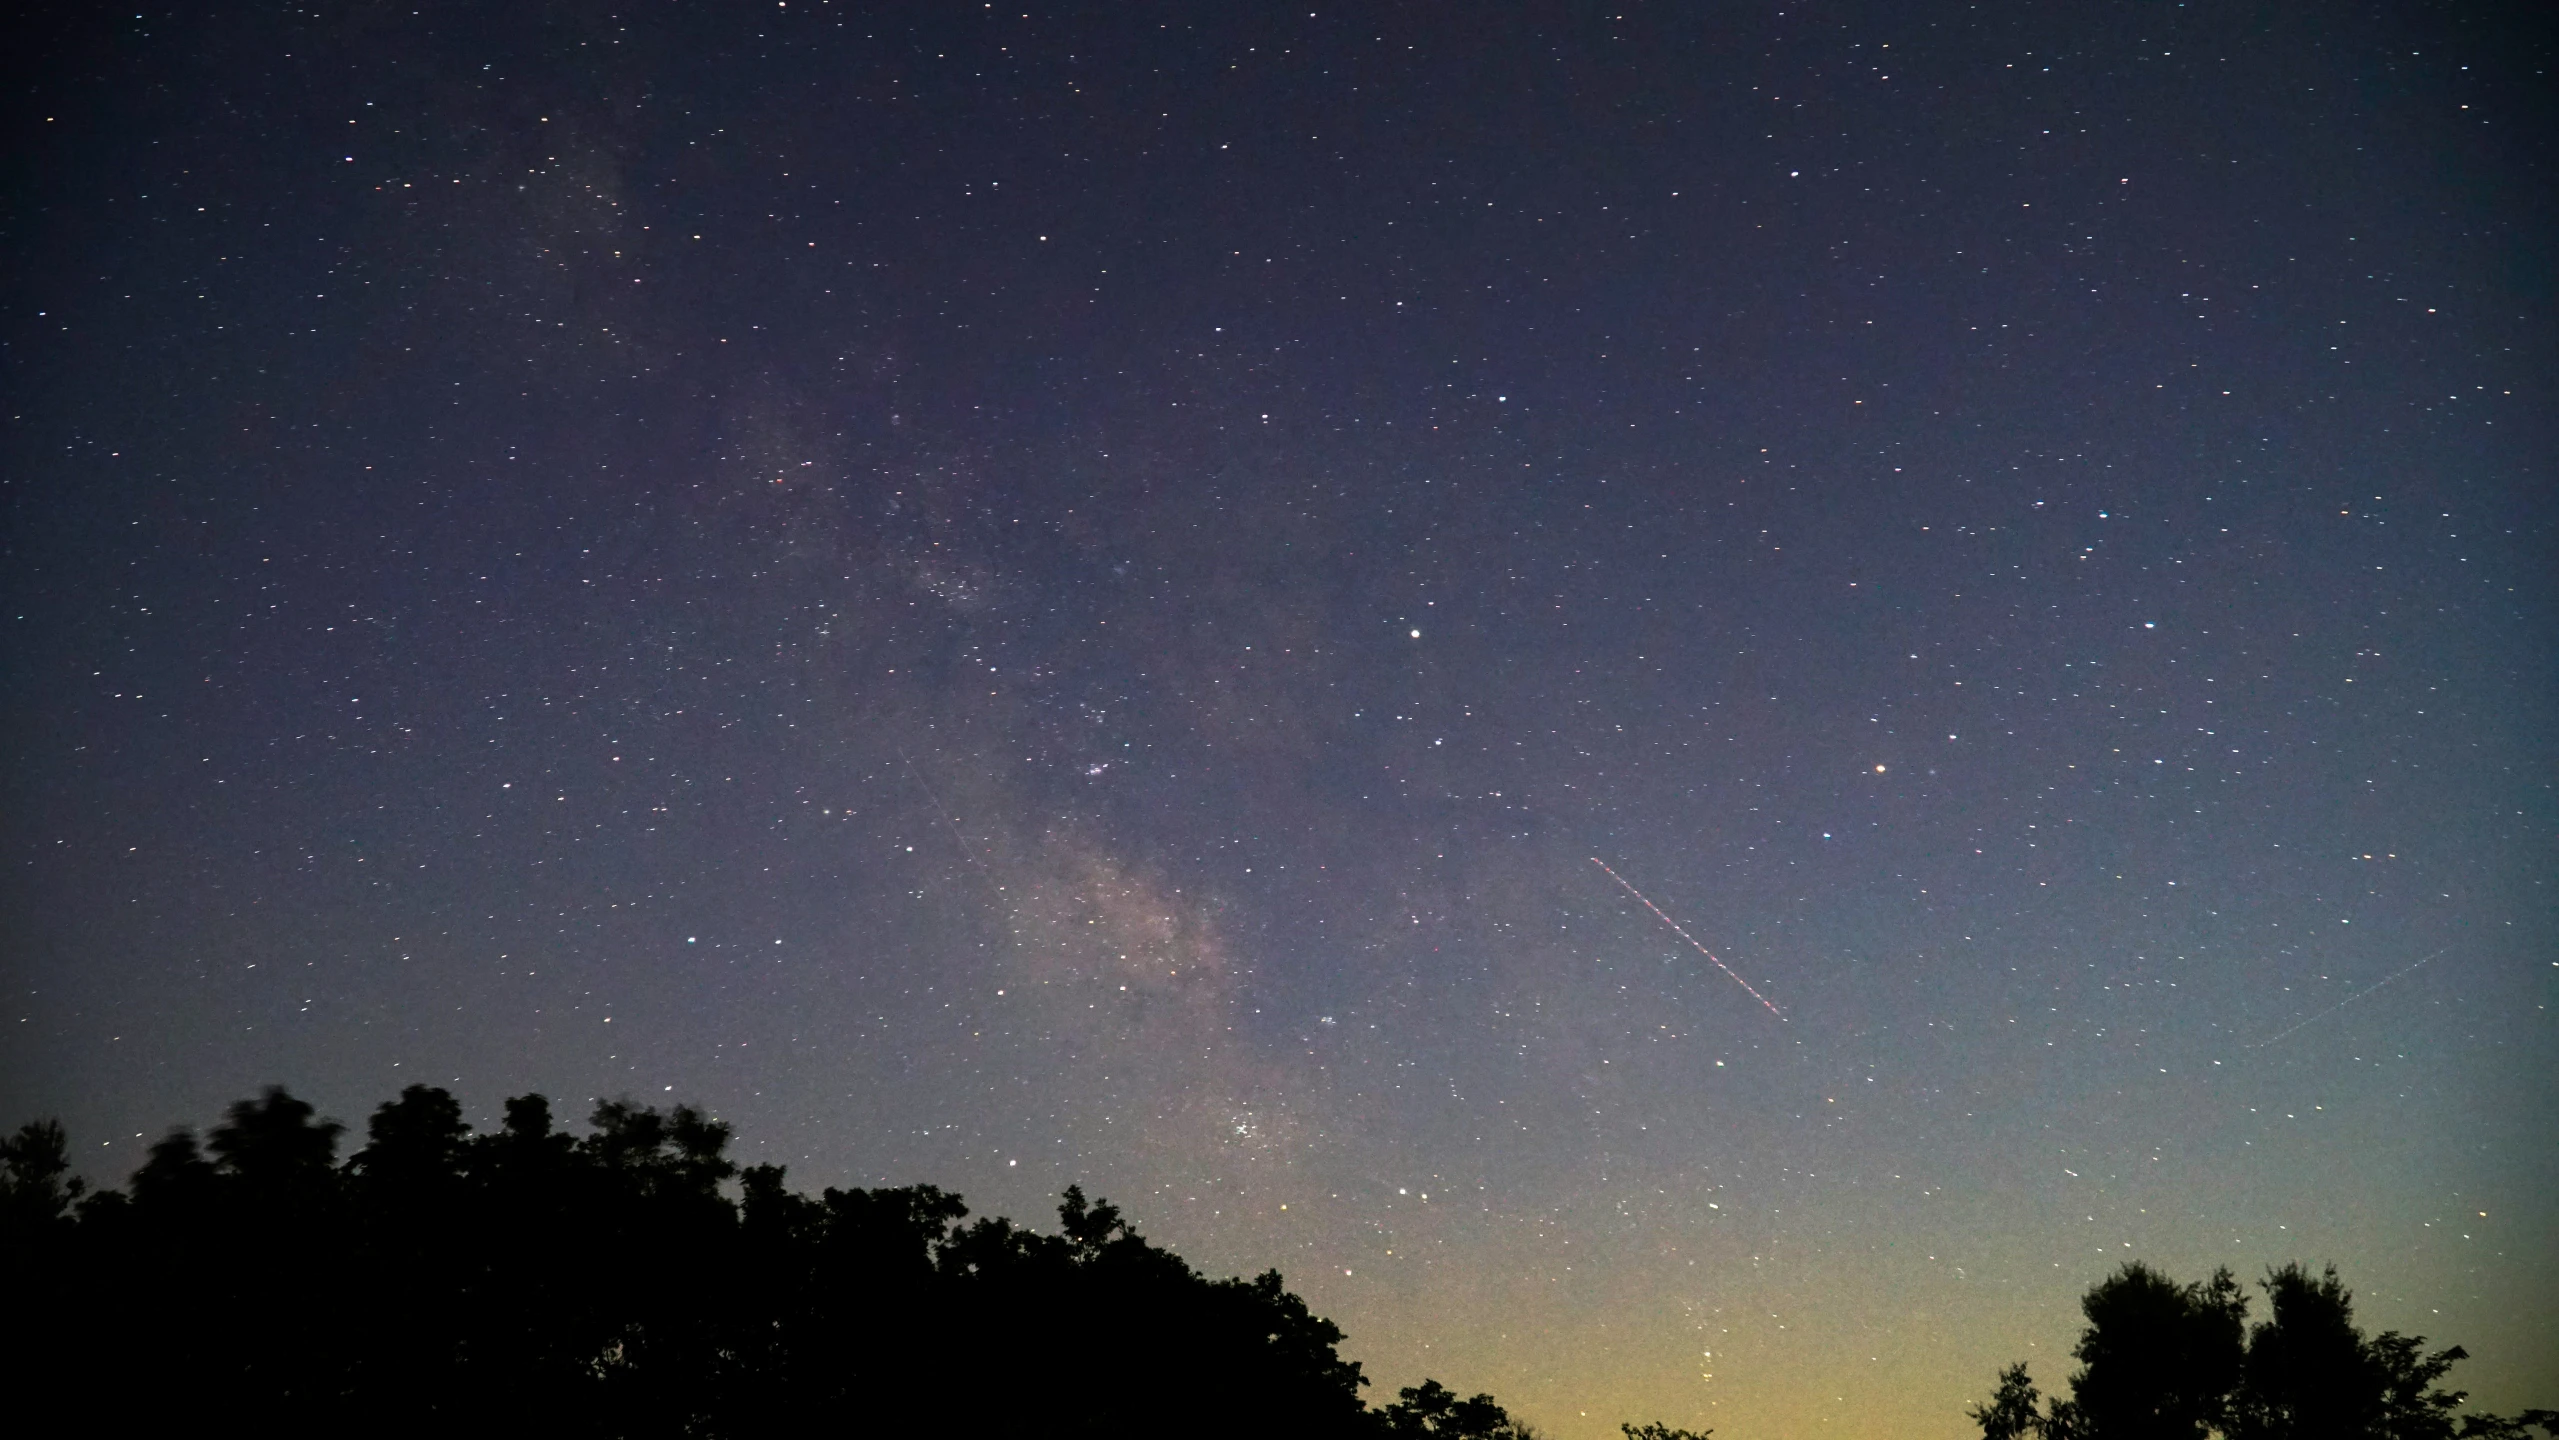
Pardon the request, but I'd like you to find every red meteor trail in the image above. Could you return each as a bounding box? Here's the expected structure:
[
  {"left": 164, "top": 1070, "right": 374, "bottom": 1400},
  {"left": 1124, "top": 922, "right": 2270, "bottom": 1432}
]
[{"left": 1590, "top": 857, "right": 1786, "bottom": 1020}]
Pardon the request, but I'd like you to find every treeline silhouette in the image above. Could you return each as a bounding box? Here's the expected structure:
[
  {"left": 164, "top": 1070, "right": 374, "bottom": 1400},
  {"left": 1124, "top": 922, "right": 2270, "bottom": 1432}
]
[
  {"left": 1973, "top": 1261, "right": 2555, "bottom": 1440},
  {"left": 0, "top": 1086, "right": 1715, "bottom": 1440},
  {"left": 14, "top": 1087, "right": 2537, "bottom": 1439}
]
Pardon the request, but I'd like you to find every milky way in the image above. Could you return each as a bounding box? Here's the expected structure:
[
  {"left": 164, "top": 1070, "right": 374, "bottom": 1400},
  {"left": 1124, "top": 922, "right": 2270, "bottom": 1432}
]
[{"left": 6, "top": 4, "right": 2552, "bottom": 1434}]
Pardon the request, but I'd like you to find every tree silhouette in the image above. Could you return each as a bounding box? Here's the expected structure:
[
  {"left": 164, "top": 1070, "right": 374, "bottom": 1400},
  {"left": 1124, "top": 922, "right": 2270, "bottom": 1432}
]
[
  {"left": 1382, "top": 1377, "right": 1538, "bottom": 1440},
  {"left": 0, "top": 1118, "right": 88, "bottom": 1413},
  {"left": 129, "top": 1124, "right": 218, "bottom": 1211},
  {"left": 2226, "top": 1263, "right": 2559, "bottom": 1440},
  {"left": 0, "top": 1118, "right": 84, "bottom": 1229},
  {"left": 11, "top": 1084, "right": 1487, "bottom": 1438},
  {"left": 2231, "top": 1263, "right": 2392, "bottom": 1439},
  {"left": 1969, "top": 1364, "right": 2048, "bottom": 1440},
  {"left": 2067, "top": 1262, "right": 2248, "bottom": 1439},
  {"left": 1974, "top": 1261, "right": 2554, "bottom": 1440},
  {"left": 350, "top": 1082, "right": 472, "bottom": 1194},
  {"left": 54, "top": 1085, "right": 2544, "bottom": 1439},
  {"left": 207, "top": 1085, "right": 345, "bottom": 1193}
]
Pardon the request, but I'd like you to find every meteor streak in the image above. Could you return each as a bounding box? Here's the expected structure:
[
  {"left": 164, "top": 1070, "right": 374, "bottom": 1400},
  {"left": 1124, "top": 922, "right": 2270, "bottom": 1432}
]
[
  {"left": 1590, "top": 857, "right": 1786, "bottom": 1020},
  {"left": 2247, "top": 947, "right": 2450, "bottom": 1049},
  {"left": 900, "top": 744, "right": 988, "bottom": 872}
]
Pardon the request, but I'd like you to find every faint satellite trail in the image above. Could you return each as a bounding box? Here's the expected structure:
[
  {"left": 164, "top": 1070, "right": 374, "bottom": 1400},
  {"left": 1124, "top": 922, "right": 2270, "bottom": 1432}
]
[
  {"left": 1591, "top": 857, "right": 1786, "bottom": 1021},
  {"left": 2248, "top": 947, "right": 2452, "bottom": 1049}
]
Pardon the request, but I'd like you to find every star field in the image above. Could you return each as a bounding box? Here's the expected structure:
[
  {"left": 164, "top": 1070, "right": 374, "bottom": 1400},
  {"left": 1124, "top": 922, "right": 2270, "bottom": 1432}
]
[{"left": 5, "top": 3, "right": 2553, "bottom": 1434}]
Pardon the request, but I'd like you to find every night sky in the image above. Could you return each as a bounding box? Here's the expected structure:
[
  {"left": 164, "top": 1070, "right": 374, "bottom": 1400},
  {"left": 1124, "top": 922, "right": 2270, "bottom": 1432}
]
[{"left": 7, "top": 3, "right": 2554, "bottom": 1433}]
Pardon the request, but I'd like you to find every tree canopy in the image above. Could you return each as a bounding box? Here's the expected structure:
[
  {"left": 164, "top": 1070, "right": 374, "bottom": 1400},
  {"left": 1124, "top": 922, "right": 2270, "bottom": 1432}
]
[
  {"left": 1971, "top": 1260, "right": 2555, "bottom": 1440},
  {"left": 0, "top": 1088, "right": 1582, "bottom": 1438},
  {"left": 9, "top": 1090, "right": 2545, "bottom": 1438}
]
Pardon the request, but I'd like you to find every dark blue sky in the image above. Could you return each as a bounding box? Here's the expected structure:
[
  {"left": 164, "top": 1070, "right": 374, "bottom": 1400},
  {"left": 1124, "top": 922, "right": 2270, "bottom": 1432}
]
[{"left": 6, "top": 3, "right": 2553, "bottom": 1432}]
